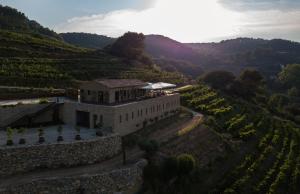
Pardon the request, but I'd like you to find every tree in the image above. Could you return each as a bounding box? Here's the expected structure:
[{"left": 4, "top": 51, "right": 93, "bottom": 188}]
[
  {"left": 228, "top": 69, "right": 264, "bottom": 99},
  {"left": 239, "top": 69, "right": 264, "bottom": 89},
  {"left": 200, "top": 71, "right": 235, "bottom": 90},
  {"left": 108, "top": 32, "right": 145, "bottom": 60},
  {"left": 279, "top": 64, "right": 300, "bottom": 90}
]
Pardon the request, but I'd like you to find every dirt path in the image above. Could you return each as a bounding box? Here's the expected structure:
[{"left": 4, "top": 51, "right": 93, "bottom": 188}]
[{"left": 0, "top": 107, "right": 203, "bottom": 188}]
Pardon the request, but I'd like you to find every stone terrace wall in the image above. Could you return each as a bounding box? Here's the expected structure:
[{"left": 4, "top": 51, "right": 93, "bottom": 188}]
[
  {"left": 0, "top": 160, "right": 147, "bottom": 194},
  {"left": 0, "top": 135, "right": 121, "bottom": 177}
]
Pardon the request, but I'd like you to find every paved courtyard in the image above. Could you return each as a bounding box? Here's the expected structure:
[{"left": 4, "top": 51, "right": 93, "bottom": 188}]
[{"left": 0, "top": 125, "right": 98, "bottom": 147}]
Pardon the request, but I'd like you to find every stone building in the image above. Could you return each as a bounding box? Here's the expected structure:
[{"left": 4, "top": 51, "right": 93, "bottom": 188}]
[{"left": 61, "top": 79, "right": 180, "bottom": 135}]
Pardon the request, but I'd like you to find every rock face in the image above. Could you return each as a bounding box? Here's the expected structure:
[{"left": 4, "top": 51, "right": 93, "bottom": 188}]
[
  {"left": 0, "top": 135, "right": 121, "bottom": 177},
  {"left": 0, "top": 160, "right": 147, "bottom": 194}
]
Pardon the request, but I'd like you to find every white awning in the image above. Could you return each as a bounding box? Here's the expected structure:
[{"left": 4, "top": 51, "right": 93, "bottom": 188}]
[{"left": 142, "top": 82, "right": 176, "bottom": 90}]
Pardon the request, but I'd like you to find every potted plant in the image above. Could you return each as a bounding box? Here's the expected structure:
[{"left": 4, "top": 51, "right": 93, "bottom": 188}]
[
  {"left": 57, "top": 125, "right": 63, "bottom": 142},
  {"left": 6, "top": 127, "right": 14, "bottom": 146},
  {"left": 18, "top": 127, "right": 26, "bottom": 144},
  {"left": 75, "top": 126, "right": 81, "bottom": 140},
  {"left": 38, "top": 127, "right": 45, "bottom": 143},
  {"left": 96, "top": 123, "right": 104, "bottom": 137}
]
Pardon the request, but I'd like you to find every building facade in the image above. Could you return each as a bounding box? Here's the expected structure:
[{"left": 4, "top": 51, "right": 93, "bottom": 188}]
[{"left": 61, "top": 79, "right": 181, "bottom": 135}]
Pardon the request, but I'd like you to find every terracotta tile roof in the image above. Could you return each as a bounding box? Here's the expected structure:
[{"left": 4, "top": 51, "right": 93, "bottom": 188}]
[{"left": 94, "top": 79, "right": 147, "bottom": 88}]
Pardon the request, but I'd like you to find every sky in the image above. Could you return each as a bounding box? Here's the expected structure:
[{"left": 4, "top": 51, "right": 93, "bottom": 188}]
[{"left": 1, "top": 0, "right": 300, "bottom": 42}]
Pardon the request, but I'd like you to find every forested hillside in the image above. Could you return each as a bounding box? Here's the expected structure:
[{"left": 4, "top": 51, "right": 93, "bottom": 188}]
[
  {"left": 60, "top": 32, "right": 115, "bottom": 49},
  {"left": 0, "top": 5, "right": 184, "bottom": 88},
  {"left": 145, "top": 35, "right": 300, "bottom": 79}
]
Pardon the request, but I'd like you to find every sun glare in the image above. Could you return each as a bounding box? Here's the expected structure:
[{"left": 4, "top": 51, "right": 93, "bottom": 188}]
[
  {"left": 139, "top": 0, "right": 242, "bottom": 42},
  {"left": 56, "top": 0, "right": 242, "bottom": 42}
]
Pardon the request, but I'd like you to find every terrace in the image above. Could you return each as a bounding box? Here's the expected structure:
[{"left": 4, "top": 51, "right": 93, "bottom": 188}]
[{"left": 0, "top": 125, "right": 98, "bottom": 147}]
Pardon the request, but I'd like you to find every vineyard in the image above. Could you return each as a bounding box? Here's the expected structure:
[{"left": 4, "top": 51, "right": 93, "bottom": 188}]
[
  {"left": 0, "top": 30, "right": 184, "bottom": 88},
  {"left": 180, "top": 84, "right": 300, "bottom": 194}
]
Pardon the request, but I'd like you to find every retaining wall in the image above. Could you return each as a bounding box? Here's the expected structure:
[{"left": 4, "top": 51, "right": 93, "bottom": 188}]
[
  {"left": 0, "top": 160, "right": 147, "bottom": 194},
  {"left": 0, "top": 135, "right": 121, "bottom": 177}
]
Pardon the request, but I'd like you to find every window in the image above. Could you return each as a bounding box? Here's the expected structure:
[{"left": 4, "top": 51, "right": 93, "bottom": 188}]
[
  {"left": 146, "top": 108, "right": 148, "bottom": 115},
  {"left": 88, "top": 90, "right": 91, "bottom": 95},
  {"left": 126, "top": 113, "right": 128, "bottom": 121},
  {"left": 119, "top": 115, "right": 122, "bottom": 123},
  {"left": 141, "top": 109, "right": 143, "bottom": 116},
  {"left": 132, "top": 112, "right": 134, "bottom": 119},
  {"left": 138, "top": 110, "right": 140, "bottom": 117}
]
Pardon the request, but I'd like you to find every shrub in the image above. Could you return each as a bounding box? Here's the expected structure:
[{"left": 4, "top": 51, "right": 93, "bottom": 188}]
[
  {"left": 75, "top": 126, "right": 81, "bottom": 140},
  {"left": 139, "top": 139, "right": 159, "bottom": 157},
  {"left": 6, "top": 127, "right": 14, "bottom": 146},
  {"left": 176, "top": 154, "right": 196, "bottom": 175},
  {"left": 17, "top": 127, "right": 26, "bottom": 144},
  {"left": 39, "top": 98, "right": 49, "bottom": 104}
]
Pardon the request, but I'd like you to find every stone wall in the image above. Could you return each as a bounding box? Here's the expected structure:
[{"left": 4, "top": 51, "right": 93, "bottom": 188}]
[
  {"left": 0, "top": 160, "right": 147, "bottom": 194},
  {"left": 0, "top": 135, "right": 121, "bottom": 177}
]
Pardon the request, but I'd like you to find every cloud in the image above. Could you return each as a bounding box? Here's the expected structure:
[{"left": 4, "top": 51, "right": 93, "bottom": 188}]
[
  {"left": 55, "top": 0, "right": 300, "bottom": 42},
  {"left": 237, "top": 9, "right": 300, "bottom": 40},
  {"left": 219, "top": 0, "right": 300, "bottom": 12},
  {"left": 55, "top": 0, "right": 242, "bottom": 42}
]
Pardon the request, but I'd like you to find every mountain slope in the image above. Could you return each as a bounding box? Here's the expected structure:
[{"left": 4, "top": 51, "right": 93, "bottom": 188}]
[
  {"left": 0, "top": 6, "right": 184, "bottom": 88},
  {"left": 145, "top": 35, "right": 300, "bottom": 79},
  {"left": 145, "top": 35, "right": 206, "bottom": 78},
  {"left": 0, "top": 4, "right": 61, "bottom": 39},
  {"left": 60, "top": 32, "right": 116, "bottom": 49}
]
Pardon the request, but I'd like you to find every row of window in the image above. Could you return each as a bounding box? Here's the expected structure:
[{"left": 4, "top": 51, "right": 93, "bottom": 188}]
[{"left": 119, "top": 100, "right": 179, "bottom": 123}]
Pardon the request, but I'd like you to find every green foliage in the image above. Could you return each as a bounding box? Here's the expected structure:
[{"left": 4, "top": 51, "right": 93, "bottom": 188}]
[
  {"left": 239, "top": 69, "right": 264, "bottom": 88},
  {"left": 176, "top": 154, "right": 196, "bottom": 175},
  {"left": 139, "top": 139, "right": 159, "bottom": 157},
  {"left": 288, "top": 87, "right": 299, "bottom": 97},
  {"left": 75, "top": 126, "right": 80, "bottom": 134},
  {"left": 226, "top": 114, "right": 247, "bottom": 132},
  {"left": 38, "top": 127, "right": 44, "bottom": 137},
  {"left": 279, "top": 64, "right": 300, "bottom": 90},
  {"left": 57, "top": 125, "right": 63, "bottom": 135},
  {"left": 39, "top": 98, "right": 49, "bottom": 104},
  {"left": 61, "top": 32, "right": 115, "bottom": 49},
  {"left": 6, "top": 127, "right": 14, "bottom": 140},
  {"left": 108, "top": 32, "right": 146, "bottom": 61},
  {"left": 268, "top": 94, "right": 290, "bottom": 109},
  {"left": 200, "top": 70, "right": 235, "bottom": 90},
  {"left": 0, "top": 5, "right": 61, "bottom": 39}
]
